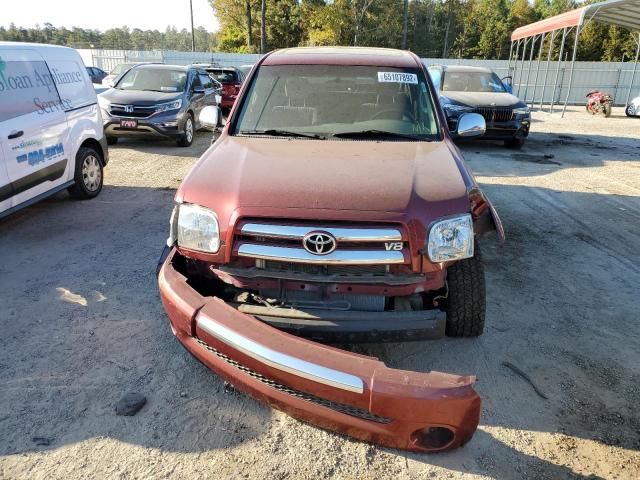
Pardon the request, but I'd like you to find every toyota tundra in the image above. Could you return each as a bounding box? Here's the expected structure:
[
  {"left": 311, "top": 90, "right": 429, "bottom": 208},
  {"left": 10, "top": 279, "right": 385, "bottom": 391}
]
[{"left": 158, "top": 47, "right": 504, "bottom": 452}]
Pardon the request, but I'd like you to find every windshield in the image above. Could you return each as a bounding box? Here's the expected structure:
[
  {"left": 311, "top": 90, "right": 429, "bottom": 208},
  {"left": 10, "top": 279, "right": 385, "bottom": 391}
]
[
  {"left": 442, "top": 71, "right": 506, "bottom": 93},
  {"left": 111, "top": 63, "right": 134, "bottom": 76},
  {"left": 234, "top": 65, "right": 439, "bottom": 140},
  {"left": 209, "top": 69, "right": 238, "bottom": 83},
  {"left": 116, "top": 68, "right": 187, "bottom": 92}
]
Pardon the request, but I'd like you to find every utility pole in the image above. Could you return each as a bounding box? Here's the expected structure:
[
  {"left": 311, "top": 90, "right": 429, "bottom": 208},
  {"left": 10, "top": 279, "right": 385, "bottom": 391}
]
[
  {"left": 260, "top": 0, "right": 266, "bottom": 53},
  {"left": 246, "top": 0, "right": 252, "bottom": 51},
  {"left": 190, "top": 0, "right": 195, "bottom": 52},
  {"left": 402, "top": 0, "right": 409, "bottom": 49}
]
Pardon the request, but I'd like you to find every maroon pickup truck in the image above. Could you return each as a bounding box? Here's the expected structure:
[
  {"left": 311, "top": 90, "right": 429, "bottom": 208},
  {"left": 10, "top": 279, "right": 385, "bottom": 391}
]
[{"left": 158, "top": 47, "right": 504, "bottom": 452}]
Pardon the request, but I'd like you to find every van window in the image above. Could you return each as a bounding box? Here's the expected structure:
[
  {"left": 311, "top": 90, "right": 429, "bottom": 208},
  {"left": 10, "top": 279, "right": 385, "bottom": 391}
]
[
  {"left": 48, "top": 59, "right": 96, "bottom": 109},
  {"left": 0, "top": 59, "right": 64, "bottom": 122}
]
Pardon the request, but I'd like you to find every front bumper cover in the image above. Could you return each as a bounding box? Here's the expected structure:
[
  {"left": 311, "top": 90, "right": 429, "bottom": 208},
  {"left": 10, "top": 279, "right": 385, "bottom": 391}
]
[{"left": 158, "top": 248, "right": 481, "bottom": 452}]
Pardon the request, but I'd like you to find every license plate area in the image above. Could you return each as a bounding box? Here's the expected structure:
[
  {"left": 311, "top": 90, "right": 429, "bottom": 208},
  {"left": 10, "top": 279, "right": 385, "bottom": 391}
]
[{"left": 120, "top": 119, "right": 138, "bottom": 128}]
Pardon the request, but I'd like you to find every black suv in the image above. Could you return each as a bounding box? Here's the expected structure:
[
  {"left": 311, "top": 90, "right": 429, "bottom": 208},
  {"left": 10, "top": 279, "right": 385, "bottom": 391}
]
[
  {"left": 99, "top": 64, "right": 221, "bottom": 147},
  {"left": 427, "top": 64, "right": 531, "bottom": 149}
]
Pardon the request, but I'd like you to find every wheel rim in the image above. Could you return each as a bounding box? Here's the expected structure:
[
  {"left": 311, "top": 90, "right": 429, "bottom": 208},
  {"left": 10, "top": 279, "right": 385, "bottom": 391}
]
[
  {"left": 82, "top": 155, "right": 101, "bottom": 192},
  {"left": 185, "top": 118, "right": 193, "bottom": 142},
  {"left": 628, "top": 105, "right": 636, "bottom": 116}
]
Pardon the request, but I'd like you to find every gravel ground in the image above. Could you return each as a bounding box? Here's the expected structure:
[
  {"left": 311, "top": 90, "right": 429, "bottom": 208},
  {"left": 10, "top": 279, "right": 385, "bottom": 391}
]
[{"left": 1, "top": 107, "right": 639, "bottom": 479}]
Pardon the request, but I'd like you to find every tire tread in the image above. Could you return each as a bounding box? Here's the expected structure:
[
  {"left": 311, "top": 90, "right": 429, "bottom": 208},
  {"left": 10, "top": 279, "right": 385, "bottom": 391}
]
[{"left": 445, "top": 247, "right": 486, "bottom": 337}]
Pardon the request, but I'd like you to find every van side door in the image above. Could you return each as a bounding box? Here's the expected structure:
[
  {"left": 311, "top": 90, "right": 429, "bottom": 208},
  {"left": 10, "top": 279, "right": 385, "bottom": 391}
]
[{"left": 0, "top": 48, "right": 70, "bottom": 210}]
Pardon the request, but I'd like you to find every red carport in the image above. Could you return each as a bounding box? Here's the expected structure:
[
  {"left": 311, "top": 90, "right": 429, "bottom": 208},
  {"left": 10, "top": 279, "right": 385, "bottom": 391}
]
[{"left": 508, "top": 0, "right": 640, "bottom": 116}]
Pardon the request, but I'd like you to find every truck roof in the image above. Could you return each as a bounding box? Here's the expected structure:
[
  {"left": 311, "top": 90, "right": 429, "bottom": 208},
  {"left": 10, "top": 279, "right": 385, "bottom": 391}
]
[{"left": 262, "top": 47, "right": 421, "bottom": 68}]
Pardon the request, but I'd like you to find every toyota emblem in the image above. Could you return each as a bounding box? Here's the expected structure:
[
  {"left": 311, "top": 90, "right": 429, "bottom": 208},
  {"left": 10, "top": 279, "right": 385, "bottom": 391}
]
[{"left": 302, "top": 231, "right": 337, "bottom": 255}]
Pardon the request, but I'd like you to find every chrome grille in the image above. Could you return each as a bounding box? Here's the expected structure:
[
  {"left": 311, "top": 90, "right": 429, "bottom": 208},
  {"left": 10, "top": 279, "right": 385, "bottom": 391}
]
[
  {"left": 195, "top": 338, "right": 392, "bottom": 424},
  {"left": 235, "top": 221, "right": 406, "bottom": 265},
  {"left": 264, "top": 261, "right": 386, "bottom": 275},
  {"left": 109, "top": 104, "right": 156, "bottom": 118},
  {"left": 473, "top": 107, "right": 514, "bottom": 122}
]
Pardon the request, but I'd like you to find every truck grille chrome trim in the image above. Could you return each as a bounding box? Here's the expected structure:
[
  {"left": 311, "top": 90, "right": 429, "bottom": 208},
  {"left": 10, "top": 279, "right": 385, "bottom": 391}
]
[
  {"left": 197, "top": 316, "right": 365, "bottom": 394},
  {"left": 236, "top": 243, "right": 405, "bottom": 265},
  {"left": 240, "top": 223, "right": 403, "bottom": 242},
  {"left": 194, "top": 338, "right": 391, "bottom": 424}
]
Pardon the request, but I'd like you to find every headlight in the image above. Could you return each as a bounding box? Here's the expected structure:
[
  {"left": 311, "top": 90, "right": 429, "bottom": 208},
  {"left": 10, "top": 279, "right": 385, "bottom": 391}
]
[
  {"left": 513, "top": 107, "right": 530, "bottom": 115},
  {"left": 97, "top": 95, "right": 110, "bottom": 111},
  {"left": 156, "top": 99, "right": 182, "bottom": 112},
  {"left": 171, "top": 203, "right": 220, "bottom": 253},
  {"left": 427, "top": 214, "right": 474, "bottom": 262},
  {"left": 443, "top": 104, "right": 473, "bottom": 115}
]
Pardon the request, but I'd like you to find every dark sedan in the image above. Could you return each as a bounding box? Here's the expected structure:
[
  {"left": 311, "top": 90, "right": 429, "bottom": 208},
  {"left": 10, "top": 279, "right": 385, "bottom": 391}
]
[
  {"left": 98, "top": 64, "right": 221, "bottom": 147},
  {"left": 427, "top": 65, "right": 531, "bottom": 149}
]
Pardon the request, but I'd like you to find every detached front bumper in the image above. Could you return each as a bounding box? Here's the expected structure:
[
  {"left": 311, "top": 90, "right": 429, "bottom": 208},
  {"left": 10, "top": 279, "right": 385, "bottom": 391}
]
[{"left": 158, "top": 248, "right": 481, "bottom": 452}]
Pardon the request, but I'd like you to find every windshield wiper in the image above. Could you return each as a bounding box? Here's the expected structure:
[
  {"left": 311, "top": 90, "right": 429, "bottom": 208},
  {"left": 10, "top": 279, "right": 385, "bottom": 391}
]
[
  {"left": 239, "top": 129, "right": 325, "bottom": 140},
  {"left": 331, "top": 130, "right": 429, "bottom": 141}
]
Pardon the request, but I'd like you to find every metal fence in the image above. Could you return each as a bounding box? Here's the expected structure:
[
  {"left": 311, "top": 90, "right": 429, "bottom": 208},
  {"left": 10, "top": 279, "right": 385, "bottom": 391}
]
[
  {"left": 422, "top": 58, "right": 640, "bottom": 106},
  {"left": 80, "top": 49, "right": 640, "bottom": 106},
  {"left": 78, "top": 49, "right": 261, "bottom": 72}
]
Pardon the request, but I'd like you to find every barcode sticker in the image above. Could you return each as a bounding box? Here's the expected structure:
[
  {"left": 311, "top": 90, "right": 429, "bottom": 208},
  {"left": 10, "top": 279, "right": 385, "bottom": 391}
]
[{"left": 377, "top": 72, "right": 418, "bottom": 84}]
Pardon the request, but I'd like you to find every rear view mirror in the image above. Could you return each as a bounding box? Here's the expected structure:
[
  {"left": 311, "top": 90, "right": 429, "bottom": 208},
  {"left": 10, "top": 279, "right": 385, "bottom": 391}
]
[
  {"left": 456, "top": 113, "right": 486, "bottom": 138},
  {"left": 199, "top": 106, "right": 221, "bottom": 130}
]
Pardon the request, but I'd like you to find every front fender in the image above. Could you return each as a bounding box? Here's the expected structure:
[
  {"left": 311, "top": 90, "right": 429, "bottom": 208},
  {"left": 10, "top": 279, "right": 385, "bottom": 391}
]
[{"left": 470, "top": 187, "right": 505, "bottom": 244}]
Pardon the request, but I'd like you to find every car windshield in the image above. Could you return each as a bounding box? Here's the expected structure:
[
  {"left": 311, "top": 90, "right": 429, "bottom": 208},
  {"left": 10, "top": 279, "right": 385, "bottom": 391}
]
[
  {"left": 209, "top": 69, "right": 238, "bottom": 83},
  {"left": 442, "top": 71, "right": 506, "bottom": 93},
  {"left": 111, "top": 63, "right": 134, "bottom": 76},
  {"left": 233, "top": 65, "right": 439, "bottom": 140},
  {"left": 116, "top": 68, "right": 187, "bottom": 92}
]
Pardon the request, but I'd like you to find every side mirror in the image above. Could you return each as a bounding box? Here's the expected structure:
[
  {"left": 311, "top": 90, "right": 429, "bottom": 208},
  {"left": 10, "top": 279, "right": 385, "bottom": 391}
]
[
  {"left": 456, "top": 113, "right": 486, "bottom": 138},
  {"left": 193, "top": 86, "right": 205, "bottom": 94},
  {"left": 199, "top": 105, "right": 221, "bottom": 130}
]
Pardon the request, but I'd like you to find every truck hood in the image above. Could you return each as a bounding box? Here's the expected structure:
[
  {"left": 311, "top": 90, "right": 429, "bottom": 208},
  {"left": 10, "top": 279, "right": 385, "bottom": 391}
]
[{"left": 179, "top": 136, "right": 469, "bottom": 220}]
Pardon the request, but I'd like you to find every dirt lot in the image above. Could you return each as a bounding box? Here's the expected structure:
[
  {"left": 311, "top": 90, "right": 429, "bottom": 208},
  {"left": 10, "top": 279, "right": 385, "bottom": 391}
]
[{"left": 1, "top": 107, "right": 639, "bottom": 479}]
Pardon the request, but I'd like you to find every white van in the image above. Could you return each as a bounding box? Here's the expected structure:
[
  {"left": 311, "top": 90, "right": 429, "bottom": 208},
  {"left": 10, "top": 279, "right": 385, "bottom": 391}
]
[{"left": 0, "top": 42, "right": 108, "bottom": 218}]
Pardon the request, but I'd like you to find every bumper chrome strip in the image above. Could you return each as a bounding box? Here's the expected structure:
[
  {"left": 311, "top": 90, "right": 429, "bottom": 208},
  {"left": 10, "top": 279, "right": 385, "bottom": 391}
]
[
  {"left": 240, "top": 223, "right": 402, "bottom": 242},
  {"left": 197, "top": 316, "right": 364, "bottom": 394},
  {"left": 237, "top": 243, "right": 405, "bottom": 265}
]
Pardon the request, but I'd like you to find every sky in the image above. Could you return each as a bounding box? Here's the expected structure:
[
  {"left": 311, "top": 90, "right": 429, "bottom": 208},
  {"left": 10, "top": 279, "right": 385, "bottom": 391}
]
[{"left": 2, "top": 0, "right": 220, "bottom": 32}]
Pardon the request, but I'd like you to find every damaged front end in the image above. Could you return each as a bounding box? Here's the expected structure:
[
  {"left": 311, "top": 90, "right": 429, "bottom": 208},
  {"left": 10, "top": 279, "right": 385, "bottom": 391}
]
[{"left": 159, "top": 245, "right": 481, "bottom": 452}]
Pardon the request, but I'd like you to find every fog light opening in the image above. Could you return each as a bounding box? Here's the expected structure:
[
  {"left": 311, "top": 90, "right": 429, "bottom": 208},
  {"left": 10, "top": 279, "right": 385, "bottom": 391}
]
[{"left": 411, "top": 426, "right": 455, "bottom": 450}]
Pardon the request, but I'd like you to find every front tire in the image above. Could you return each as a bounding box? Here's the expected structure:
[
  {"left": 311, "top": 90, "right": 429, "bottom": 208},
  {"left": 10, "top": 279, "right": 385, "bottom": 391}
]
[
  {"left": 177, "top": 113, "right": 194, "bottom": 147},
  {"left": 445, "top": 247, "right": 486, "bottom": 337},
  {"left": 625, "top": 104, "right": 635, "bottom": 117},
  {"left": 67, "top": 147, "right": 103, "bottom": 199},
  {"left": 504, "top": 137, "right": 525, "bottom": 149},
  {"left": 603, "top": 104, "right": 612, "bottom": 117}
]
